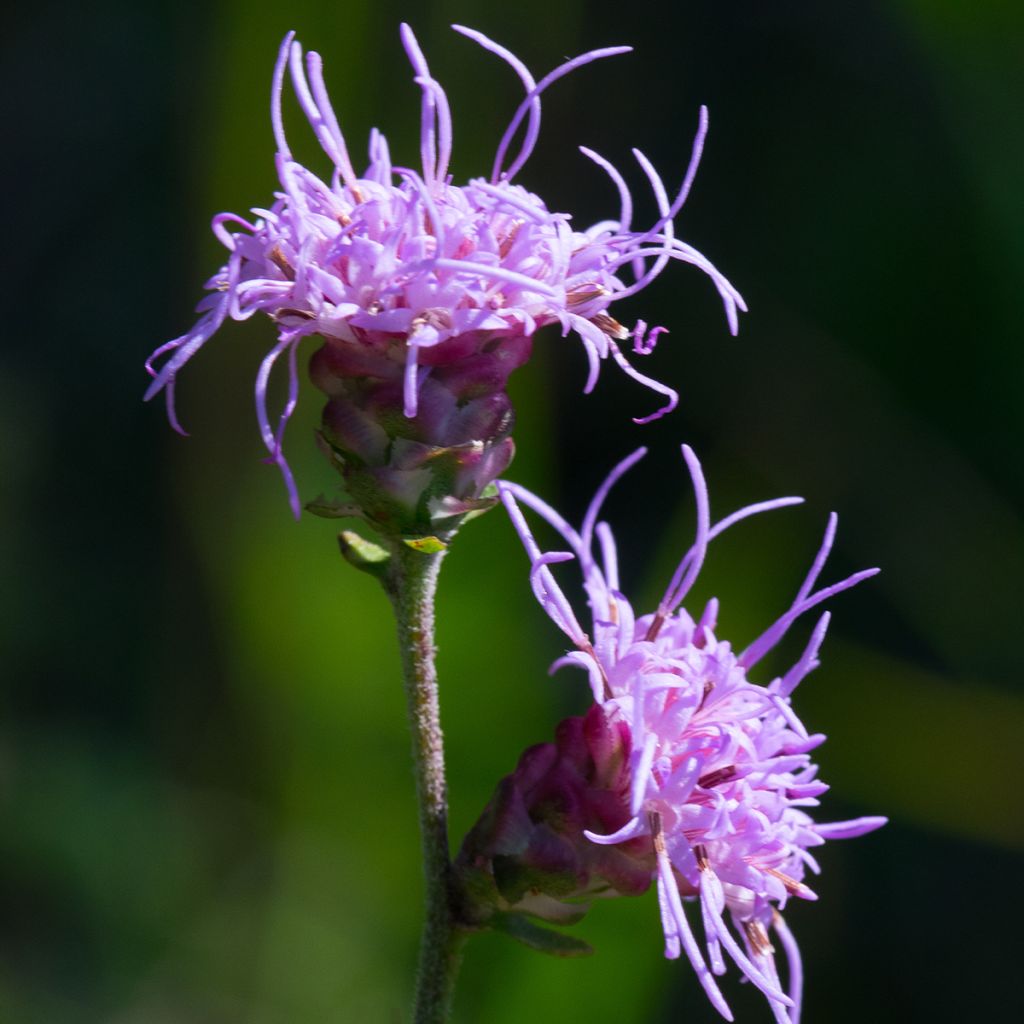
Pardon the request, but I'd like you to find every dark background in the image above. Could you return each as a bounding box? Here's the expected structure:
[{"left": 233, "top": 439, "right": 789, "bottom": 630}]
[{"left": 3, "top": 0, "right": 1022, "bottom": 1020}]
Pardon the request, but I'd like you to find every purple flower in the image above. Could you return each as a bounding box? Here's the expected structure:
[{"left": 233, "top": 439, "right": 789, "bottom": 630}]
[
  {"left": 498, "top": 447, "right": 885, "bottom": 1023},
  {"left": 145, "top": 25, "right": 744, "bottom": 517}
]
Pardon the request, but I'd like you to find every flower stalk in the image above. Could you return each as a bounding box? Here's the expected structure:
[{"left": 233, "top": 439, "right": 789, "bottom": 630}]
[{"left": 384, "top": 541, "right": 466, "bottom": 1023}]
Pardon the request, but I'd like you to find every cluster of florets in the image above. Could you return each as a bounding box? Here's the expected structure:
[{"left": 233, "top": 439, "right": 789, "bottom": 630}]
[
  {"left": 498, "top": 447, "right": 885, "bottom": 1023},
  {"left": 145, "top": 24, "right": 744, "bottom": 516},
  {"left": 145, "top": 20, "right": 883, "bottom": 1021}
]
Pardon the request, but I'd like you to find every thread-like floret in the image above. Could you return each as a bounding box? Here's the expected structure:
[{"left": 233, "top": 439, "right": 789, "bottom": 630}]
[
  {"left": 499, "top": 448, "right": 885, "bottom": 1023},
  {"left": 145, "top": 25, "right": 744, "bottom": 515}
]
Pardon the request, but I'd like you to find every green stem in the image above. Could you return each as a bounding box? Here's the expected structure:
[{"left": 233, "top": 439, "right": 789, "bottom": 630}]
[{"left": 386, "top": 542, "right": 466, "bottom": 1023}]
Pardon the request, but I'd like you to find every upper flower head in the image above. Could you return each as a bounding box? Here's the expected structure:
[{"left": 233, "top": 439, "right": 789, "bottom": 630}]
[
  {"left": 498, "top": 448, "right": 885, "bottom": 1023},
  {"left": 145, "top": 25, "right": 745, "bottom": 515}
]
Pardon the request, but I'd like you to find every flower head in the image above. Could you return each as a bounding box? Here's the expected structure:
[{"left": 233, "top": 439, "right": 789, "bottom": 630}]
[
  {"left": 145, "top": 25, "right": 744, "bottom": 517},
  {"left": 498, "top": 448, "right": 885, "bottom": 1023}
]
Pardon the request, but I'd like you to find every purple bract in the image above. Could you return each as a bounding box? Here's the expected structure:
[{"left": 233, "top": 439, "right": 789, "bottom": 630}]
[
  {"left": 498, "top": 448, "right": 885, "bottom": 1024},
  {"left": 145, "top": 24, "right": 744, "bottom": 516}
]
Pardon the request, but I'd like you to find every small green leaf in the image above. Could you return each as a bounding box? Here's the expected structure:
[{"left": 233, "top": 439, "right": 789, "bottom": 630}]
[
  {"left": 491, "top": 913, "right": 594, "bottom": 958},
  {"left": 337, "top": 530, "right": 391, "bottom": 579},
  {"left": 402, "top": 535, "right": 448, "bottom": 554},
  {"left": 306, "top": 495, "right": 364, "bottom": 520},
  {"left": 459, "top": 484, "right": 500, "bottom": 525}
]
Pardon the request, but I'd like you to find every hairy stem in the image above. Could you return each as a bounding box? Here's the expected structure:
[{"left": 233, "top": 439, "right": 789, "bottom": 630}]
[{"left": 386, "top": 542, "right": 466, "bottom": 1023}]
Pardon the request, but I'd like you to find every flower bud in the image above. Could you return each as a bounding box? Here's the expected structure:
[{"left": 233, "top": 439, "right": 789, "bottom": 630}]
[{"left": 456, "top": 703, "right": 652, "bottom": 930}]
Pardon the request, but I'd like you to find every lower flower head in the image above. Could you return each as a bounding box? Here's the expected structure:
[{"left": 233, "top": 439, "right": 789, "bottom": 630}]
[
  {"left": 498, "top": 447, "right": 885, "bottom": 1023},
  {"left": 145, "top": 25, "right": 745, "bottom": 516}
]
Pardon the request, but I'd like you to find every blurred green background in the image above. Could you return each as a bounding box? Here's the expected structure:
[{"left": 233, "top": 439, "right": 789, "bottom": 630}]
[{"left": 3, "top": 0, "right": 1023, "bottom": 1020}]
